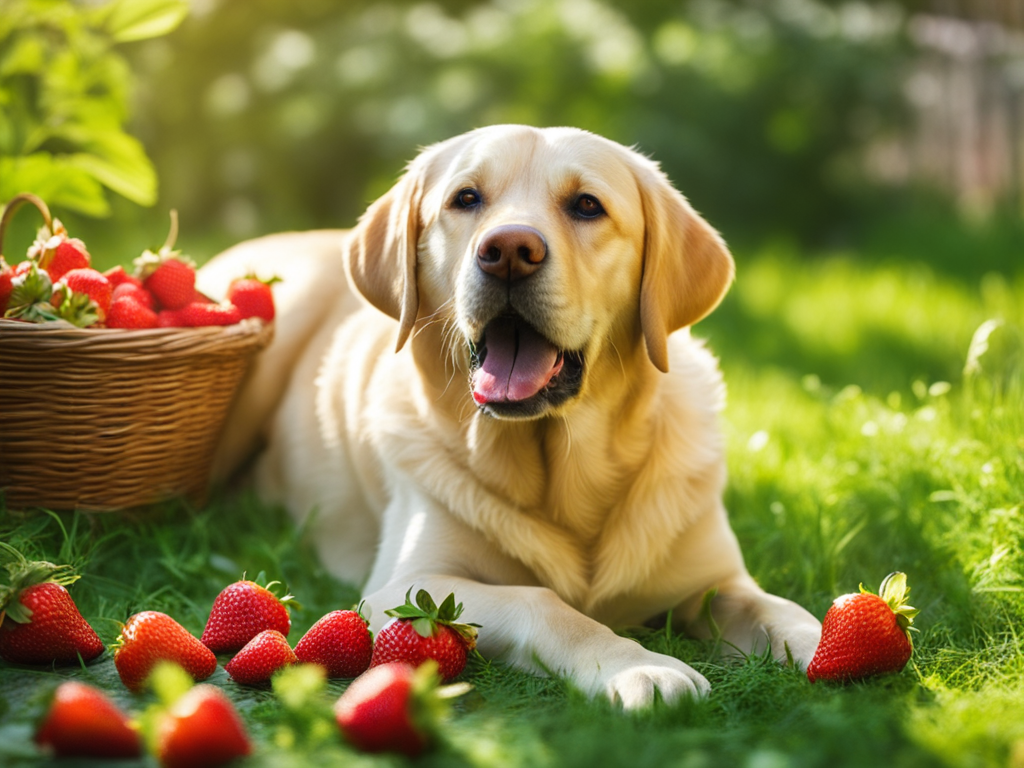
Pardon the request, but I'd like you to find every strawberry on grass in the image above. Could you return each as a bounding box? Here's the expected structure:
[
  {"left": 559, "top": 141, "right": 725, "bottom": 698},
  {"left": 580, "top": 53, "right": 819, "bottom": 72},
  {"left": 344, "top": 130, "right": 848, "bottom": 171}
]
[
  {"left": 369, "top": 589, "right": 479, "bottom": 682},
  {"left": 112, "top": 611, "right": 217, "bottom": 692},
  {"left": 334, "top": 660, "right": 471, "bottom": 757},
  {"left": 138, "top": 664, "right": 252, "bottom": 768},
  {"left": 294, "top": 608, "right": 373, "bottom": 678},
  {"left": 0, "top": 543, "right": 104, "bottom": 666},
  {"left": 224, "top": 628, "right": 297, "bottom": 685},
  {"left": 201, "top": 578, "right": 293, "bottom": 654},
  {"left": 158, "top": 684, "right": 252, "bottom": 768},
  {"left": 35, "top": 680, "right": 141, "bottom": 759},
  {"left": 807, "top": 571, "right": 919, "bottom": 683}
]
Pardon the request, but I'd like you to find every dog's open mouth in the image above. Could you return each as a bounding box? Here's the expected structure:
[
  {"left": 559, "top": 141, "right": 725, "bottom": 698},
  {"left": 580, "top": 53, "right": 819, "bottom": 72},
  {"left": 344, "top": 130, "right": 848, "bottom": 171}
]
[{"left": 470, "top": 314, "right": 584, "bottom": 418}]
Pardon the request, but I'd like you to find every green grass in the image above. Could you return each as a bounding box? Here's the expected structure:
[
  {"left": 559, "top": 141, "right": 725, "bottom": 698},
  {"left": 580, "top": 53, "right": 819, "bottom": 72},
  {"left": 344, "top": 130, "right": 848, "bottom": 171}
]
[{"left": 2, "top": 250, "right": 1023, "bottom": 767}]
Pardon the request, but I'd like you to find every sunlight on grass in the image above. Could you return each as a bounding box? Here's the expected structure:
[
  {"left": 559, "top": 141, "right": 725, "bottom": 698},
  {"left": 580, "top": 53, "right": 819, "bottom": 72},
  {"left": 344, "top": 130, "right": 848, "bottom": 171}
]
[{"left": 2, "top": 254, "right": 1023, "bottom": 767}]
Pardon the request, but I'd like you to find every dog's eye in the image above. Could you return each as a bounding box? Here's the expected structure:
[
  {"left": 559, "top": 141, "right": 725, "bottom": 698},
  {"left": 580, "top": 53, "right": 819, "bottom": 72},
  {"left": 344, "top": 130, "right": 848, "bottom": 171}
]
[
  {"left": 572, "top": 194, "right": 604, "bottom": 219},
  {"left": 453, "top": 188, "right": 482, "bottom": 209}
]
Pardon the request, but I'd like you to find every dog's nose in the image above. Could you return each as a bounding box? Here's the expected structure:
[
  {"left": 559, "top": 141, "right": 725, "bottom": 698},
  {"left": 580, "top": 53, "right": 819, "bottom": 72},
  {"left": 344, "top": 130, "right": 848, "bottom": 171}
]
[{"left": 476, "top": 225, "right": 547, "bottom": 281}]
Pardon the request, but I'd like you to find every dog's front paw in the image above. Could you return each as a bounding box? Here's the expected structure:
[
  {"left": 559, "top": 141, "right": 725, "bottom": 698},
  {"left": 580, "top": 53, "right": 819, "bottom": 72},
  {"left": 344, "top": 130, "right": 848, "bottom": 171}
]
[
  {"left": 766, "top": 616, "right": 821, "bottom": 671},
  {"left": 604, "top": 658, "right": 710, "bottom": 710}
]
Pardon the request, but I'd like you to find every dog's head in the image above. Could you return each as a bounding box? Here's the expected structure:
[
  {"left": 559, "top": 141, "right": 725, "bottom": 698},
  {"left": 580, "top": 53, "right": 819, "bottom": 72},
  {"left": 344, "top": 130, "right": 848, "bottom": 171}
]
[{"left": 344, "top": 125, "right": 733, "bottom": 420}]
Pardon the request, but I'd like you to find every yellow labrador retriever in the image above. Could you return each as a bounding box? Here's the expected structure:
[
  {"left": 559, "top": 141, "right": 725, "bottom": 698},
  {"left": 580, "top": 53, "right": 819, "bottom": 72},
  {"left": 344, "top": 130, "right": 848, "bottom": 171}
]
[{"left": 201, "top": 124, "right": 821, "bottom": 708}]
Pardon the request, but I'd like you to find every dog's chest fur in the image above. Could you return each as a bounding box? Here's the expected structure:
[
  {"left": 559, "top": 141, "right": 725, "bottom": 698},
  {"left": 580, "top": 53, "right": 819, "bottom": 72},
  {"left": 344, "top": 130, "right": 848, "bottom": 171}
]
[{"left": 368, "top": 330, "right": 728, "bottom": 615}]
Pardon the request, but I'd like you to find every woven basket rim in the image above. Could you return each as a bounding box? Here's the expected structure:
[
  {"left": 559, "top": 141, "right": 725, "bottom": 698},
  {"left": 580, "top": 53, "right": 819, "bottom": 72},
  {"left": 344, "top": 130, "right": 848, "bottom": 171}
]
[{"left": 0, "top": 316, "right": 273, "bottom": 359}]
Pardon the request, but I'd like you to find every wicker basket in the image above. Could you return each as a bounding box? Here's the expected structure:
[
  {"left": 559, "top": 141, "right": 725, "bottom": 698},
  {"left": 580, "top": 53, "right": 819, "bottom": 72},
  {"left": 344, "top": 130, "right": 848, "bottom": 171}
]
[
  {"left": 0, "top": 193, "right": 273, "bottom": 511},
  {"left": 0, "top": 319, "right": 273, "bottom": 510}
]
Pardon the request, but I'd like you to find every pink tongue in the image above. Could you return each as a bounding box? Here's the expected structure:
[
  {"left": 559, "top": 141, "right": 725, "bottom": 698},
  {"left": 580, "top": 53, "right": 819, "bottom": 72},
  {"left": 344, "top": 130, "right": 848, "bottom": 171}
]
[{"left": 472, "top": 317, "right": 562, "bottom": 403}]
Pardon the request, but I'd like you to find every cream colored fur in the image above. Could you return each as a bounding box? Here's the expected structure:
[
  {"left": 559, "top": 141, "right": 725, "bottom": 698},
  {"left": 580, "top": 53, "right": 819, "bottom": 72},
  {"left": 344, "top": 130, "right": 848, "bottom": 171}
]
[{"left": 202, "top": 125, "right": 821, "bottom": 709}]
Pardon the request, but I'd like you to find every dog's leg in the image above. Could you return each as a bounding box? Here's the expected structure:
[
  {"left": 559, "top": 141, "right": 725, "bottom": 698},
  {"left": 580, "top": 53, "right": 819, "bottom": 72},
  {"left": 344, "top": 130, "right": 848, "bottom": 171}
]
[
  {"left": 680, "top": 574, "right": 821, "bottom": 670},
  {"left": 364, "top": 577, "right": 710, "bottom": 709},
  {"left": 359, "top": 495, "right": 711, "bottom": 710}
]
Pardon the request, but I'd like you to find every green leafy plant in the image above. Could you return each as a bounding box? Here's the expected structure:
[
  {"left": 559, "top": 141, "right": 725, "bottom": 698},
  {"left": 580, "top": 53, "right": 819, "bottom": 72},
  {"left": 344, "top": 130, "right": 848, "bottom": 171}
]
[{"left": 0, "top": 0, "right": 187, "bottom": 217}]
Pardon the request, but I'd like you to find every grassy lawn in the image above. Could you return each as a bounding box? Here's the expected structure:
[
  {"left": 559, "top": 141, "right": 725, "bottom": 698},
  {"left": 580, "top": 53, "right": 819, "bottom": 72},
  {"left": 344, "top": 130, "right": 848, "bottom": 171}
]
[{"left": 1, "top": 250, "right": 1022, "bottom": 768}]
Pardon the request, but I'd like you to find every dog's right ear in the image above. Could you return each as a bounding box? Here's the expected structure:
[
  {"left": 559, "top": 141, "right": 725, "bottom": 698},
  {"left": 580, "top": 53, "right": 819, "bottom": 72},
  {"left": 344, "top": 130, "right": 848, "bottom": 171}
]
[{"left": 343, "top": 161, "right": 426, "bottom": 353}]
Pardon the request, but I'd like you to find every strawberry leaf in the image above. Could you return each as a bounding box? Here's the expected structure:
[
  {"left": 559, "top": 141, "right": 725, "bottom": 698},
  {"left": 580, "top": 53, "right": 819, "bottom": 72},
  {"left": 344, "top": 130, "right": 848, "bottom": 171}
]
[
  {"left": 437, "top": 592, "right": 458, "bottom": 622},
  {"left": 412, "top": 617, "right": 435, "bottom": 639},
  {"left": 415, "top": 589, "right": 438, "bottom": 615},
  {"left": 53, "top": 288, "right": 99, "bottom": 328}
]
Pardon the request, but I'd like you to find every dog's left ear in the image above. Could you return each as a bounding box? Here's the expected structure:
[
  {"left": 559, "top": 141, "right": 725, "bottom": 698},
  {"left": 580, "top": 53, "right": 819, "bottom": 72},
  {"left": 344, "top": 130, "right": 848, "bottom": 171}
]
[
  {"left": 634, "top": 161, "right": 735, "bottom": 373},
  {"left": 343, "top": 158, "right": 428, "bottom": 353}
]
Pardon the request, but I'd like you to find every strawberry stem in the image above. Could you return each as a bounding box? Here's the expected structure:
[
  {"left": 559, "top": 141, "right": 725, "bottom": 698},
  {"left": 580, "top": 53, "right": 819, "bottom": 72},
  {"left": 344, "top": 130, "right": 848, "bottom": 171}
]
[{"left": 162, "top": 209, "right": 179, "bottom": 252}]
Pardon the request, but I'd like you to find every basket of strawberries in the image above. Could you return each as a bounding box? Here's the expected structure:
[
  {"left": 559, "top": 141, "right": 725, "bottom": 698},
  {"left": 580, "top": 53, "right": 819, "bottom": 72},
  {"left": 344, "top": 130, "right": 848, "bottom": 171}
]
[{"left": 0, "top": 193, "right": 274, "bottom": 511}]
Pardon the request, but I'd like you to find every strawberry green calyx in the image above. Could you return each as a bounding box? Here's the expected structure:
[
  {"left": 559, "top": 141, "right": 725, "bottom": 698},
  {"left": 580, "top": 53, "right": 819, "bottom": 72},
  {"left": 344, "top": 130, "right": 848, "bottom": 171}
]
[
  {"left": 0, "top": 542, "right": 80, "bottom": 624},
  {"left": 262, "top": 579, "right": 299, "bottom": 611},
  {"left": 52, "top": 287, "right": 100, "bottom": 328},
  {"left": 863, "top": 571, "right": 919, "bottom": 647},
  {"left": 386, "top": 589, "right": 480, "bottom": 650},
  {"left": 133, "top": 247, "right": 196, "bottom": 281},
  {"left": 4, "top": 263, "right": 56, "bottom": 320},
  {"left": 240, "top": 272, "right": 282, "bottom": 287}
]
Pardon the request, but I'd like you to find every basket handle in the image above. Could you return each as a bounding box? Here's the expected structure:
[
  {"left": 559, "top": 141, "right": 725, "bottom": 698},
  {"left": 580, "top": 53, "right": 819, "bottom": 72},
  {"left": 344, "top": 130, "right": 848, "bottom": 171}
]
[{"left": 0, "top": 193, "right": 54, "bottom": 262}]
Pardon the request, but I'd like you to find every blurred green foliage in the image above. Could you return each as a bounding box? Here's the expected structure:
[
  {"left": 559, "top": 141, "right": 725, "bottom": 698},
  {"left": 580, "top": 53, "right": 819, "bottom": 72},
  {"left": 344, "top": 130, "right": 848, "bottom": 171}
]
[
  {"left": 127, "top": 0, "right": 916, "bottom": 245},
  {"left": 1, "top": 0, "right": 1021, "bottom": 274},
  {"left": 0, "top": 0, "right": 187, "bottom": 219}
]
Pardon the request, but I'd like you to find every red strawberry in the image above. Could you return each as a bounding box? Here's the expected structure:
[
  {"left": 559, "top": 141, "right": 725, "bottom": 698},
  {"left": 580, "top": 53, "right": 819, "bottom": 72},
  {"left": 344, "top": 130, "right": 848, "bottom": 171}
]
[
  {"left": 45, "top": 238, "right": 91, "bottom": 282},
  {"left": 807, "top": 572, "right": 919, "bottom": 683},
  {"left": 59, "top": 268, "right": 112, "bottom": 321},
  {"left": 113, "top": 611, "right": 217, "bottom": 692},
  {"left": 334, "top": 662, "right": 430, "bottom": 756},
  {"left": 112, "top": 281, "right": 156, "bottom": 310},
  {"left": 201, "top": 579, "right": 292, "bottom": 654},
  {"left": 225, "top": 628, "right": 297, "bottom": 685},
  {"left": 157, "top": 308, "right": 184, "bottom": 327},
  {"left": 35, "top": 681, "right": 141, "bottom": 758},
  {"left": 369, "top": 590, "right": 478, "bottom": 682},
  {"left": 107, "top": 296, "right": 159, "bottom": 329},
  {"left": 157, "top": 684, "right": 252, "bottom": 768},
  {"left": 0, "top": 549, "right": 103, "bottom": 665},
  {"left": 103, "top": 265, "right": 143, "bottom": 289},
  {"left": 133, "top": 212, "right": 198, "bottom": 311},
  {"left": 0, "top": 257, "right": 13, "bottom": 314},
  {"left": 143, "top": 258, "right": 196, "bottom": 310},
  {"left": 177, "top": 301, "right": 242, "bottom": 327},
  {"left": 294, "top": 609, "right": 373, "bottom": 678},
  {"left": 335, "top": 661, "right": 470, "bottom": 757},
  {"left": 226, "top": 275, "right": 278, "bottom": 322}
]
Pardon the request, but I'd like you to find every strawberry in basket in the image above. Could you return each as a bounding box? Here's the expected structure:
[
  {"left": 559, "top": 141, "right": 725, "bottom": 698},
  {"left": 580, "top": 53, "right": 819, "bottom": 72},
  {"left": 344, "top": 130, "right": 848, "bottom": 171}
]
[
  {"left": 0, "top": 257, "right": 14, "bottom": 315},
  {"left": 132, "top": 210, "right": 198, "bottom": 311},
  {"left": 25, "top": 214, "right": 91, "bottom": 282}
]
